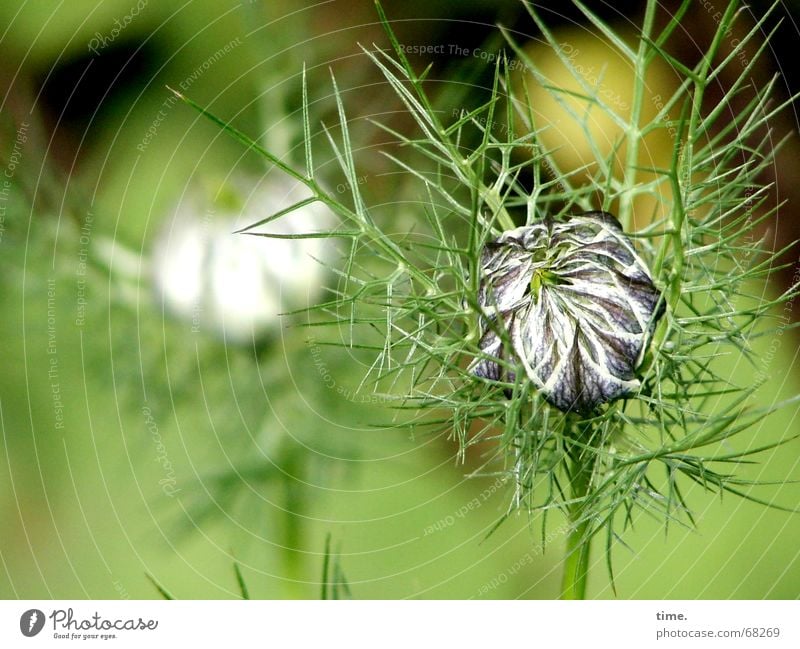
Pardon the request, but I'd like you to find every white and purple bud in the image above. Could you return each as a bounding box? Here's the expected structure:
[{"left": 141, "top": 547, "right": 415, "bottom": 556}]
[{"left": 472, "top": 211, "right": 664, "bottom": 413}]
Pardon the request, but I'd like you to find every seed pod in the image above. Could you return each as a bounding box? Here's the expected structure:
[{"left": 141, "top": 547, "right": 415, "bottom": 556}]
[{"left": 472, "top": 211, "right": 664, "bottom": 413}]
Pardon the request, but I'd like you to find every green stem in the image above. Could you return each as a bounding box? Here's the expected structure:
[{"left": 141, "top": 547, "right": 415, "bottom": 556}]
[
  {"left": 559, "top": 439, "right": 596, "bottom": 600},
  {"left": 618, "top": 0, "right": 657, "bottom": 230}
]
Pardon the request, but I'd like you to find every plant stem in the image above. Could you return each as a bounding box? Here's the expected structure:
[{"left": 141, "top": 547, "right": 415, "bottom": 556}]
[
  {"left": 619, "top": 0, "right": 657, "bottom": 230},
  {"left": 560, "top": 438, "right": 596, "bottom": 600}
]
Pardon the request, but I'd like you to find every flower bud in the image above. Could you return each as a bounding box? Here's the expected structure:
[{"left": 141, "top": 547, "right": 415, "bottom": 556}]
[{"left": 472, "top": 211, "right": 664, "bottom": 412}]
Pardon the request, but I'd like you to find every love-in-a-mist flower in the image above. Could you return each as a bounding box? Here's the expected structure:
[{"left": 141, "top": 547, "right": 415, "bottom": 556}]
[
  {"left": 153, "top": 176, "right": 333, "bottom": 342},
  {"left": 472, "top": 211, "right": 664, "bottom": 413}
]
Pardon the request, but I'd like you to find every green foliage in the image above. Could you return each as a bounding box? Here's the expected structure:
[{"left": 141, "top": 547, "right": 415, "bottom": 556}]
[
  {"left": 151, "top": 537, "right": 351, "bottom": 599},
  {"left": 176, "top": 0, "right": 800, "bottom": 596},
  {"left": 320, "top": 534, "right": 352, "bottom": 600},
  {"left": 146, "top": 573, "right": 175, "bottom": 600}
]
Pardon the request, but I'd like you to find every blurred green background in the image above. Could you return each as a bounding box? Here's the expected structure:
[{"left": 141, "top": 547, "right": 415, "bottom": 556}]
[{"left": 1, "top": 0, "right": 799, "bottom": 599}]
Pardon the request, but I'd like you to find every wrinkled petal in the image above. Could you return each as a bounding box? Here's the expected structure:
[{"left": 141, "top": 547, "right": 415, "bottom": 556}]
[{"left": 472, "top": 211, "right": 664, "bottom": 413}]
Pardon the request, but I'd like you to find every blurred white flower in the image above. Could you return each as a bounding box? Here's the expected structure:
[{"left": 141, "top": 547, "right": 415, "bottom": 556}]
[
  {"left": 472, "top": 211, "right": 664, "bottom": 412},
  {"left": 152, "top": 176, "right": 333, "bottom": 342}
]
